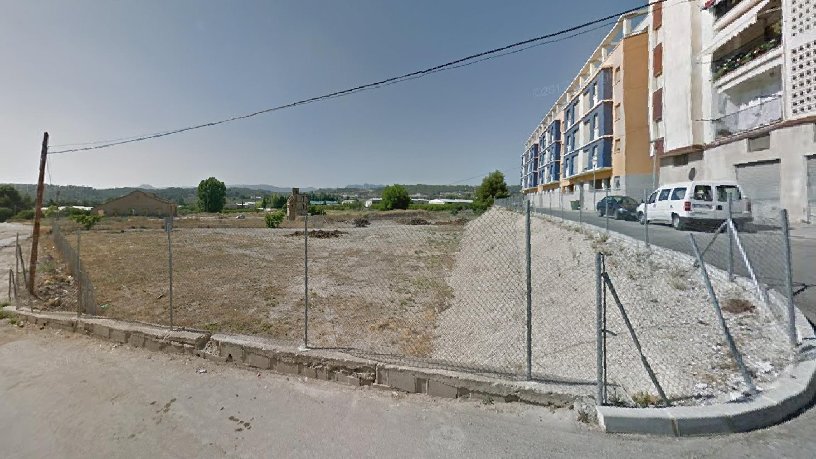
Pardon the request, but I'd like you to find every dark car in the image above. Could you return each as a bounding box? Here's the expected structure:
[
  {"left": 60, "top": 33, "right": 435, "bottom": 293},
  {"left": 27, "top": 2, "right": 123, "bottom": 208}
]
[{"left": 597, "top": 195, "right": 639, "bottom": 220}]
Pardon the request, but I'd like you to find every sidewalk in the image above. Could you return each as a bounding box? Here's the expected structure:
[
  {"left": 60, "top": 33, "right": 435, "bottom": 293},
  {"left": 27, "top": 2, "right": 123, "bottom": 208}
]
[{"left": 790, "top": 222, "right": 816, "bottom": 241}]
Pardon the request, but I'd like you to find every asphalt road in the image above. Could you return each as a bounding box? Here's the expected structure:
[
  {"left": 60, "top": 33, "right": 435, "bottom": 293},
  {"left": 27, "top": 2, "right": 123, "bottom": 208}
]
[
  {"left": 533, "top": 207, "right": 816, "bottom": 326},
  {"left": 0, "top": 322, "right": 814, "bottom": 458}
]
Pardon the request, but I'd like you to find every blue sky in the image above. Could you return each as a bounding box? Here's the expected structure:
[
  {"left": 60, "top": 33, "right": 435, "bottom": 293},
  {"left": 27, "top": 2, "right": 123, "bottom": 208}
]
[{"left": 0, "top": 0, "right": 645, "bottom": 188}]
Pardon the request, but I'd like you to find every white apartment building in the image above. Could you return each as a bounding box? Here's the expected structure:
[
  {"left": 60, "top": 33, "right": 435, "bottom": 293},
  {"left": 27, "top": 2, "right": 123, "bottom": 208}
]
[{"left": 650, "top": 0, "right": 816, "bottom": 222}]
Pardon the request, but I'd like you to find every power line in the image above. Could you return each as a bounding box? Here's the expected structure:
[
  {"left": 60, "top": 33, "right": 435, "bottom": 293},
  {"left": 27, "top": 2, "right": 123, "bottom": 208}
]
[{"left": 49, "top": 1, "right": 661, "bottom": 155}]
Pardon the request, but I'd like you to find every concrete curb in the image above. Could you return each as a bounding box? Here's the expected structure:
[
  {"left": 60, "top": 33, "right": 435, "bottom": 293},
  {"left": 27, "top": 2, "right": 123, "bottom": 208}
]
[
  {"left": 597, "top": 337, "right": 816, "bottom": 436},
  {"left": 1, "top": 307, "right": 580, "bottom": 409}
]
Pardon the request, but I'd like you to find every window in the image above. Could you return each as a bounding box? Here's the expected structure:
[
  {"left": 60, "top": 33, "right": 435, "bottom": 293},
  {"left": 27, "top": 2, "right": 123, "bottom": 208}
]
[
  {"left": 716, "top": 185, "right": 742, "bottom": 202},
  {"left": 594, "top": 179, "right": 605, "bottom": 190},
  {"left": 673, "top": 153, "right": 688, "bottom": 166},
  {"left": 653, "top": 1, "right": 663, "bottom": 30},
  {"left": 747, "top": 134, "right": 770, "bottom": 151},
  {"left": 592, "top": 83, "right": 598, "bottom": 105},
  {"left": 653, "top": 44, "right": 663, "bottom": 77},
  {"left": 692, "top": 185, "right": 713, "bottom": 202},
  {"left": 613, "top": 176, "right": 621, "bottom": 190},
  {"left": 592, "top": 145, "right": 599, "bottom": 169},
  {"left": 614, "top": 67, "right": 621, "bottom": 84},
  {"left": 647, "top": 192, "right": 658, "bottom": 204},
  {"left": 593, "top": 114, "right": 600, "bottom": 138},
  {"left": 653, "top": 88, "right": 663, "bottom": 121},
  {"left": 670, "top": 187, "right": 687, "bottom": 200},
  {"left": 658, "top": 189, "right": 671, "bottom": 201}
]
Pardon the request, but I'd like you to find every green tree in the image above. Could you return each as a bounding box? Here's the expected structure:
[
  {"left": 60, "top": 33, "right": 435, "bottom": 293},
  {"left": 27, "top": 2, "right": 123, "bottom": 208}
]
[
  {"left": 381, "top": 185, "right": 411, "bottom": 210},
  {"left": 271, "top": 195, "right": 288, "bottom": 209},
  {"left": 197, "top": 177, "right": 227, "bottom": 213},
  {"left": 473, "top": 171, "right": 510, "bottom": 212},
  {"left": 264, "top": 211, "right": 285, "bottom": 228},
  {"left": 0, "top": 184, "right": 29, "bottom": 214},
  {"left": 71, "top": 213, "right": 102, "bottom": 230}
]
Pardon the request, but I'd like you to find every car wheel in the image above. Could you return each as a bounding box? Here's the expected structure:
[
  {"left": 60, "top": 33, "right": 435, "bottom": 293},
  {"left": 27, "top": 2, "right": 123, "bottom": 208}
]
[
  {"left": 598, "top": 208, "right": 604, "bottom": 217},
  {"left": 638, "top": 212, "right": 645, "bottom": 225},
  {"left": 672, "top": 214, "right": 685, "bottom": 230},
  {"left": 614, "top": 209, "right": 623, "bottom": 220}
]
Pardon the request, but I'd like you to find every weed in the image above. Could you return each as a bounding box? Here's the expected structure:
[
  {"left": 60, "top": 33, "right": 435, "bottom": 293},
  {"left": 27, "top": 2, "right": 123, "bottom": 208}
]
[
  {"left": 576, "top": 410, "right": 591, "bottom": 424},
  {"left": 631, "top": 391, "right": 660, "bottom": 407},
  {"left": 0, "top": 301, "right": 9, "bottom": 308},
  {"left": 722, "top": 298, "right": 755, "bottom": 314},
  {"left": 482, "top": 396, "right": 494, "bottom": 406}
]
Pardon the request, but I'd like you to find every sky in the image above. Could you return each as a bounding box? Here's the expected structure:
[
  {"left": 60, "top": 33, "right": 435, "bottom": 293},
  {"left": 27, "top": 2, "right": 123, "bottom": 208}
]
[{"left": 0, "top": 0, "right": 646, "bottom": 189}]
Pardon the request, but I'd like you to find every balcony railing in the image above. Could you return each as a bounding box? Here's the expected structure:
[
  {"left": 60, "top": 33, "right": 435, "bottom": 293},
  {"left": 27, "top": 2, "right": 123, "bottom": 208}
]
[
  {"left": 712, "top": 32, "right": 782, "bottom": 81},
  {"left": 712, "top": 0, "right": 744, "bottom": 20},
  {"left": 713, "top": 95, "right": 782, "bottom": 138}
]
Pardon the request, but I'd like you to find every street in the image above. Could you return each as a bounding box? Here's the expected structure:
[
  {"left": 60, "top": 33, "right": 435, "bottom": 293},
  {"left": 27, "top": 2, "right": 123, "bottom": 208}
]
[
  {"left": 533, "top": 206, "right": 816, "bottom": 326},
  {"left": 0, "top": 322, "right": 814, "bottom": 458}
]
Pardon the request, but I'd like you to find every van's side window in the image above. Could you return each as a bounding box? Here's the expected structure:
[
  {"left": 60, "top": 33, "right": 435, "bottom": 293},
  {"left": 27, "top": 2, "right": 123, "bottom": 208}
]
[
  {"left": 716, "top": 185, "right": 741, "bottom": 202},
  {"left": 692, "top": 185, "right": 712, "bottom": 201},
  {"left": 658, "top": 189, "right": 671, "bottom": 201},
  {"left": 671, "top": 187, "right": 687, "bottom": 200},
  {"left": 647, "top": 192, "right": 657, "bottom": 204}
]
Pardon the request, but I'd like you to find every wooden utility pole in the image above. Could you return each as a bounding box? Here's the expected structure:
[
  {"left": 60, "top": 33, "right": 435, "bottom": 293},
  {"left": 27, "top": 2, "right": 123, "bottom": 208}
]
[{"left": 28, "top": 132, "right": 48, "bottom": 294}]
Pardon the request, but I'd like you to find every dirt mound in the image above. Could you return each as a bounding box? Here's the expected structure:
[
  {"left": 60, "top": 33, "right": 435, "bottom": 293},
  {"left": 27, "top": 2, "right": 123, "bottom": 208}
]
[
  {"left": 406, "top": 218, "right": 430, "bottom": 226},
  {"left": 287, "top": 230, "right": 347, "bottom": 239}
]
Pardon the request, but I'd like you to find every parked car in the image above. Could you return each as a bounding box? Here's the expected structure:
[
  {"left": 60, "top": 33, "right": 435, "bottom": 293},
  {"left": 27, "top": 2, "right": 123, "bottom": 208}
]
[
  {"left": 636, "top": 180, "right": 752, "bottom": 230},
  {"left": 596, "top": 195, "right": 639, "bottom": 220}
]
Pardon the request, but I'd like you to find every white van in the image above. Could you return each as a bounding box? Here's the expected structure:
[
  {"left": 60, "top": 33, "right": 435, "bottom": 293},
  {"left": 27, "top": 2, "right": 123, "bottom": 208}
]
[{"left": 636, "top": 181, "right": 752, "bottom": 230}]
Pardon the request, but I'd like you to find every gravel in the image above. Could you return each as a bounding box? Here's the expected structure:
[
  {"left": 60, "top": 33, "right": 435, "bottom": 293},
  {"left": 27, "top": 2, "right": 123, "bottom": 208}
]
[{"left": 433, "top": 207, "right": 793, "bottom": 405}]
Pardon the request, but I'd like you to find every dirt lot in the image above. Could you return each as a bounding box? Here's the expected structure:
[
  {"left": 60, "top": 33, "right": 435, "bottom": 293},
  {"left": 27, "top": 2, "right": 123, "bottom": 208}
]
[
  {"left": 53, "top": 211, "right": 467, "bottom": 357},
  {"left": 28, "top": 208, "right": 795, "bottom": 405}
]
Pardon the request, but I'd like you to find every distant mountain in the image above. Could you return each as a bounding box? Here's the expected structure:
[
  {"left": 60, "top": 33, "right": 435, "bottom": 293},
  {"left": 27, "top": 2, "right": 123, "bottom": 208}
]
[
  {"left": 137, "top": 184, "right": 156, "bottom": 190},
  {"left": 232, "top": 185, "right": 314, "bottom": 193},
  {"left": 344, "top": 184, "right": 385, "bottom": 190}
]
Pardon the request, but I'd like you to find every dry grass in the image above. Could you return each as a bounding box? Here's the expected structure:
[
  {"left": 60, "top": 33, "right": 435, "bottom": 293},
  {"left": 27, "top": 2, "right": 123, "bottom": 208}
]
[{"left": 54, "top": 213, "right": 465, "bottom": 358}]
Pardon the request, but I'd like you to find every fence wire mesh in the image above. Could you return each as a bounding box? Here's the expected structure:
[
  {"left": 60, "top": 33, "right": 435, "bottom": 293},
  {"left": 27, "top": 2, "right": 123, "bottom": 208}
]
[{"left": 4, "top": 195, "right": 799, "bottom": 404}]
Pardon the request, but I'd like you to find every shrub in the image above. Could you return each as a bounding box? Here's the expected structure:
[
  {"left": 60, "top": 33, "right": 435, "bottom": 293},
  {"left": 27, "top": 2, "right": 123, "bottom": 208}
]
[
  {"left": 71, "top": 213, "right": 102, "bottom": 230},
  {"left": 265, "top": 211, "right": 285, "bottom": 228},
  {"left": 381, "top": 185, "right": 411, "bottom": 210},
  {"left": 352, "top": 217, "right": 370, "bottom": 228},
  {"left": 13, "top": 209, "right": 35, "bottom": 220},
  {"left": 0, "top": 207, "right": 12, "bottom": 222},
  {"left": 308, "top": 205, "right": 326, "bottom": 216}
]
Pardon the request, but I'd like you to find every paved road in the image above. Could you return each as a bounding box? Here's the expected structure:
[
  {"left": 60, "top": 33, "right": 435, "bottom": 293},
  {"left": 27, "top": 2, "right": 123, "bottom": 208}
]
[
  {"left": 533, "top": 207, "right": 816, "bottom": 326},
  {"left": 0, "top": 322, "right": 814, "bottom": 458}
]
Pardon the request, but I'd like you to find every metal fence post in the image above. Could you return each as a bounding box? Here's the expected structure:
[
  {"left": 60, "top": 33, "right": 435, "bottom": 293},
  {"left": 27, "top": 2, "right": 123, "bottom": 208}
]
[
  {"left": 525, "top": 200, "right": 533, "bottom": 381},
  {"left": 303, "top": 213, "right": 309, "bottom": 349},
  {"left": 726, "top": 193, "right": 734, "bottom": 282},
  {"left": 689, "top": 234, "right": 756, "bottom": 393},
  {"left": 780, "top": 209, "right": 797, "bottom": 346},
  {"left": 15, "top": 233, "right": 19, "bottom": 281},
  {"left": 604, "top": 186, "right": 610, "bottom": 234},
  {"left": 643, "top": 190, "right": 650, "bottom": 249},
  {"left": 595, "top": 252, "right": 605, "bottom": 405}
]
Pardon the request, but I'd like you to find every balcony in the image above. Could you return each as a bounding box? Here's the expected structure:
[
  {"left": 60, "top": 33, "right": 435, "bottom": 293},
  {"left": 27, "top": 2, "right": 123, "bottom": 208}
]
[
  {"left": 712, "top": 95, "right": 782, "bottom": 138},
  {"left": 712, "top": 32, "right": 781, "bottom": 81}
]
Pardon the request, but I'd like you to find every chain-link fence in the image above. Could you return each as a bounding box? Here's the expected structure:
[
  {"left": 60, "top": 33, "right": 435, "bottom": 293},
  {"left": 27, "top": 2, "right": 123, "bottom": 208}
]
[{"left": 6, "top": 197, "right": 801, "bottom": 406}]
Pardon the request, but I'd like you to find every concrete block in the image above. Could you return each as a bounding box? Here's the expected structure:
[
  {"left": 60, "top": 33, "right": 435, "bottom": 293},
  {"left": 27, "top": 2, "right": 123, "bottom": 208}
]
[
  {"left": 276, "top": 361, "right": 300, "bottom": 376},
  {"left": 597, "top": 407, "right": 677, "bottom": 436},
  {"left": 301, "top": 366, "right": 318, "bottom": 379},
  {"left": 427, "top": 380, "right": 459, "bottom": 399},
  {"left": 145, "top": 338, "right": 165, "bottom": 352},
  {"left": 183, "top": 344, "right": 194, "bottom": 354},
  {"left": 203, "top": 352, "right": 227, "bottom": 363},
  {"left": 726, "top": 396, "right": 780, "bottom": 432},
  {"left": 165, "top": 342, "right": 186, "bottom": 354},
  {"left": 247, "top": 353, "right": 271, "bottom": 370},
  {"left": 383, "top": 369, "right": 418, "bottom": 393},
  {"left": 92, "top": 324, "right": 110, "bottom": 339},
  {"left": 337, "top": 374, "right": 362, "bottom": 387},
  {"left": 221, "top": 343, "right": 244, "bottom": 363},
  {"left": 128, "top": 333, "right": 145, "bottom": 348},
  {"left": 109, "top": 328, "right": 128, "bottom": 344}
]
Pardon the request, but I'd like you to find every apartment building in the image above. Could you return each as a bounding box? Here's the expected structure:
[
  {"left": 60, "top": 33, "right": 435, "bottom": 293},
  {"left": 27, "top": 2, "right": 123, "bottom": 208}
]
[
  {"left": 522, "top": 12, "right": 653, "bottom": 210},
  {"left": 650, "top": 0, "right": 816, "bottom": 222}
]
